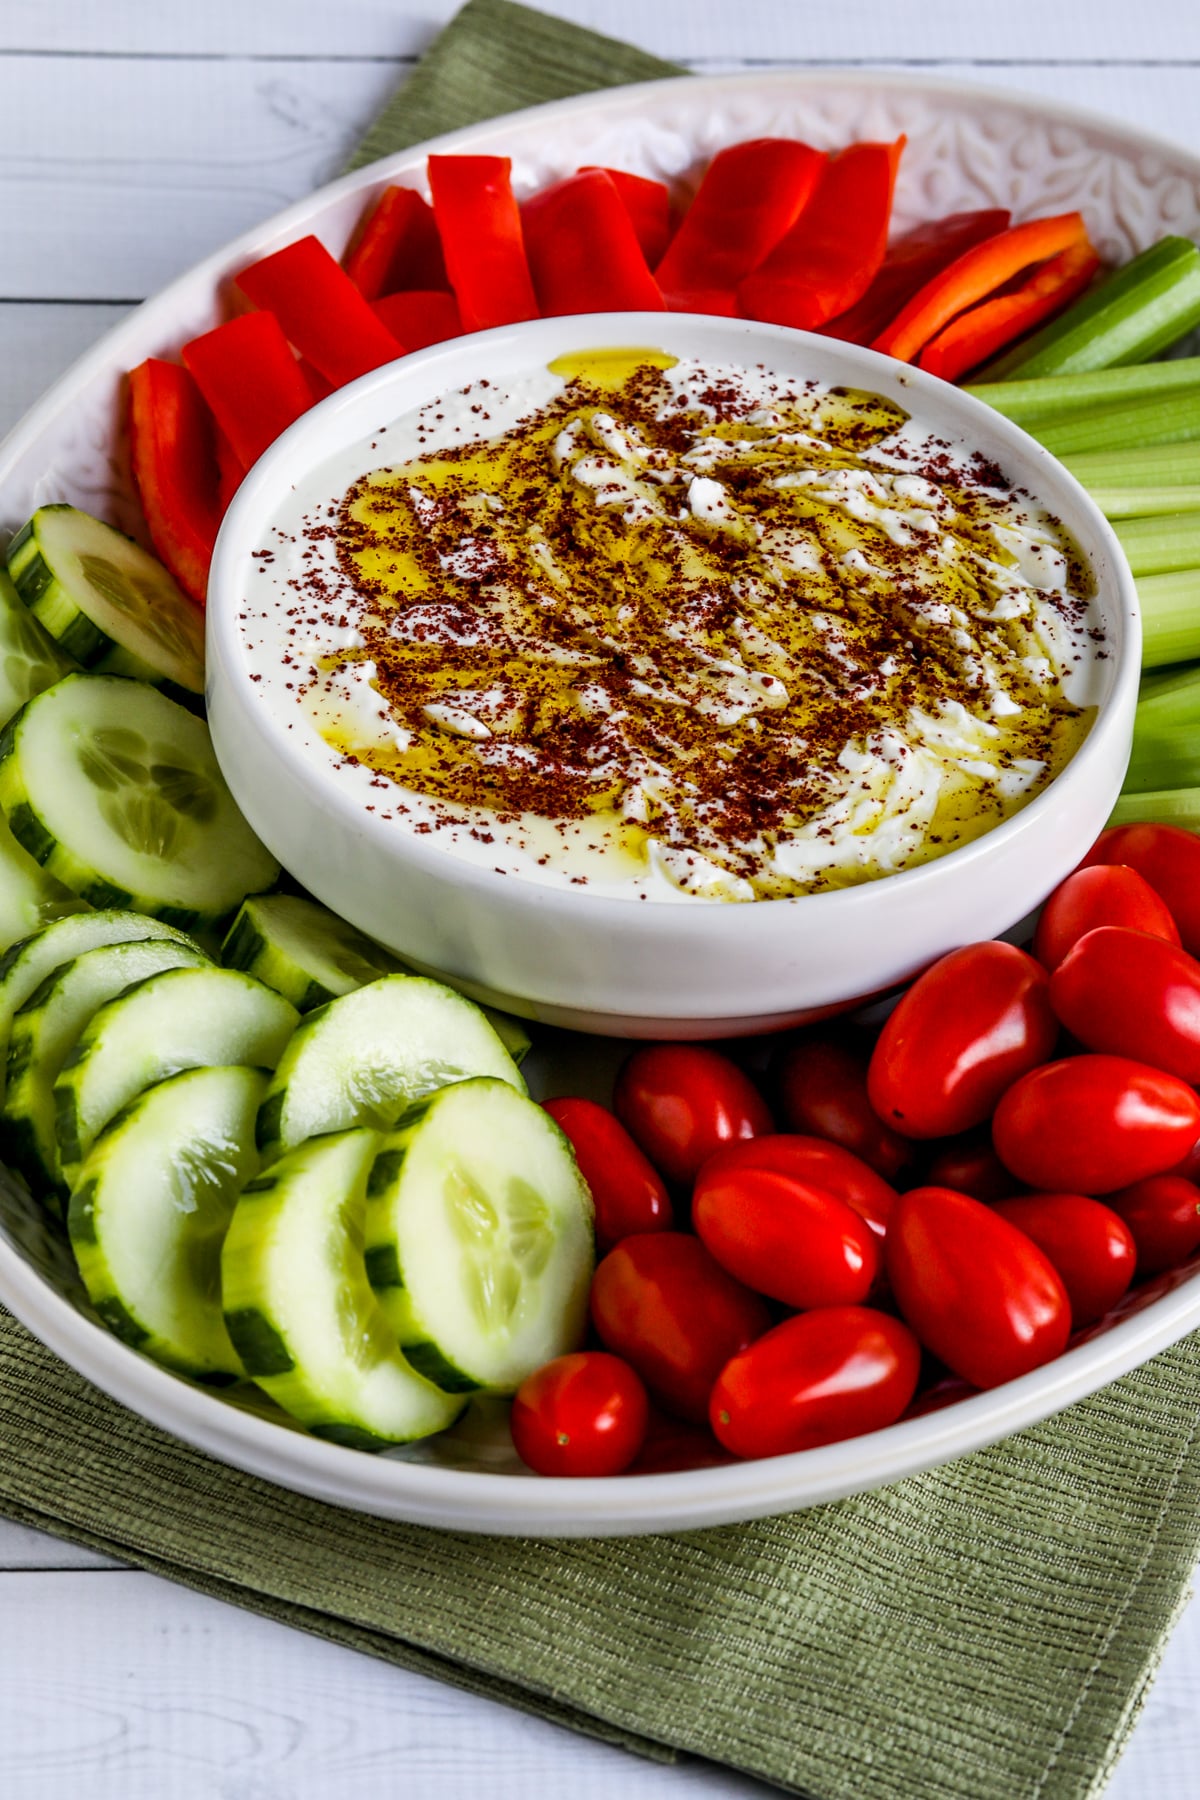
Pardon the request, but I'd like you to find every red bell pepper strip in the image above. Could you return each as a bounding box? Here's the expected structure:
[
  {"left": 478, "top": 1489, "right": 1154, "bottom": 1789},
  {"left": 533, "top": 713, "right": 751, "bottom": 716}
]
[
  {"left": 918, "top": 239, "right": 1102, "bottom": 382},
  {"left": 738, "top": 138, "right": 906, "bottom": 331},
  {"left": 820, "top": 209, "right": 1011, "bottom": 345},
  {"left": 214, "top": 426, "right": 243, "bottom": 513},
  {"left": 235, "top": 236, "right": 403, "bottom": 387},
  {"left": 127, "top": 360, "right": 221, "bottom": 609},
  {"left": 299, "top": 359, "right": 335, "bottom": 403},
  {"left": 427, "top": 155, "right": 539, "bottom": 332},
  {"left": 872, "top": 211, "right": 1090, "bottom": 363},
  {"left": 372, "top": 289, "right": 462, "bottom": 351},
  {"left": 654, "top": 139, "right": 826, "bottom": 315},
  {"left": 581, "top": 166, "right": 672, "bottom": 265},
  {"left": 522, "top": 170, "right": 664, "bottom": 315},
  {"left": 343, "top": 185, "right": 447, "bottom": 300},
  {"left": 181, "top": 311, "right": 313, "bottom": 472}
]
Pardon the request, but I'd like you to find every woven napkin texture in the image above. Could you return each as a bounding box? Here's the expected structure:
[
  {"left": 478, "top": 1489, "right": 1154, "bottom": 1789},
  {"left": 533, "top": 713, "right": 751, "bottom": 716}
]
[{"left": 2, "top": 4, "right": 1200, "bottom": 1795}]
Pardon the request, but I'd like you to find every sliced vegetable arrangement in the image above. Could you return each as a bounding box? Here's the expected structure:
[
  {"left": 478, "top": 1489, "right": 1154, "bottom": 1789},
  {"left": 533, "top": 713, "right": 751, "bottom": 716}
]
[{"left": 4, "top": 120, "right": 1200, "bottom": 1484}]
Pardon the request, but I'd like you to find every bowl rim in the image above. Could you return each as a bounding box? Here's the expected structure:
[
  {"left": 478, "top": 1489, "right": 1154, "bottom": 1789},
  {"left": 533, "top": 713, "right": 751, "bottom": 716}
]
[
  {"left": 3, "top": 1187, "right": 1197, "bottom": 1536},
  {"left": 207, "top": 310, "right": 1141, "bottom": 925}
]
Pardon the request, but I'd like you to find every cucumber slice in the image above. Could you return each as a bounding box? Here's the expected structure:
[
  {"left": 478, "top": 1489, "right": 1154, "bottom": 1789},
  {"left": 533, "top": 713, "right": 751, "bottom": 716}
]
[
  {"left": 363, "top": 1078, "right": 594, "bottom": 1394},
  {"left": 54, "top": 964, "right": 298, "bottom": 1191},
  {"left": 221, "top": 891, "right": 532, "bottom": 1062},
  {"left": 0, "top": 810, "right": 87, "bottom": 954},
  {"left": 255, "top": 974, "right": 526, "bottom": 1165},
  {"left": 0, "top": 673, "right": 279, "bottom": 925},
  {"left": 68, "top": 1064, "right": 266, "bottom": 1380},
  {"left": 1, "top": 935, "right": 211, "bottom": 1195},
  {"left": 221, "top": 893, "right": 409, "bottom": 1012},
  {"left": 0, "top": 564, "right": 75, "bottom": 730},
  {"left": 221, "top": 1127, "right": 463, "bottom": 1447},
  {"left": 0, "top": 909, "right": 201, "bottom": 1106},
  {"left": 7, "top": 505, "right": 205, "bottom": 695}
]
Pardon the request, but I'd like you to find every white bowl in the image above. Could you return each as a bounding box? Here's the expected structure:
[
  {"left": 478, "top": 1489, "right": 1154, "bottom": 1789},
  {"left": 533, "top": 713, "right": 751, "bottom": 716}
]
[
  {"left": 0, "top": 68, "right": 1195, "bottom": 1537},
  {"left": 206, "top": 312, "right": 1139, "bottom": 1039}
]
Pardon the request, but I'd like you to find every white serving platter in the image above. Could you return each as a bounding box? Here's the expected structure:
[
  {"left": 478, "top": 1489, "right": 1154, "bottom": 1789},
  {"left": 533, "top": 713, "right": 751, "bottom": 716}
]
[{"left": 0, "top": 69, "right": 1199, "bottom": 1537}]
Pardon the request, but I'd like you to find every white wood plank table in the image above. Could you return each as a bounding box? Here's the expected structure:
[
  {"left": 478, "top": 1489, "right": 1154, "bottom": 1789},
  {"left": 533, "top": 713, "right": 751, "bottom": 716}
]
[{"left": 0, "top": 5, "right": 1197, "bottom": 1794}]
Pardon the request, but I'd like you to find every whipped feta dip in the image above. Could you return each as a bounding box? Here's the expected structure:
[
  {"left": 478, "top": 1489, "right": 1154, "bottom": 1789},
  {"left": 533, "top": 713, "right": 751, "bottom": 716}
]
[{"left": 238, "top": 351, "right": 1103, "bottom": 903}]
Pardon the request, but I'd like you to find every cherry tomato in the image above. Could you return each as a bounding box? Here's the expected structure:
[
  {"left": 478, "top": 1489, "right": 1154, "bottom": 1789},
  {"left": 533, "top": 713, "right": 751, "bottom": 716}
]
[
  {"left": 1082, "top": 824, "right": 1200, "bottom": 957},
  {"left": 1105, "top": 1175, "right": 1200, "bottom": 1276},
  {"left": 709, "top": 1305, "right": 921, "bottom": 1458},
  {"left": 868, "top": 942, "right": 1057, "bottom": 1140},
  {"left": 774, "top": 1036, "right": 914, "bottom": 1181},
  {"left": 589, "top": 1233, "right": 771, "bottom": 1422},
  {"left": 626, "top": 1409, "right": 736, "bottom": 1474},
  {"left": 510, "top": 1352, "right": 649, "bottom": 1477},
  {"left": 613, "top": 1045, "right": 772, "bottom": 1186},
  {"left": 1033, "top": 863, "right": 1180, "bottom": 971},
  {"left": 901, "top": 1373, "right": 979, "bottom": 1419},
  {"left": 992, "top": 1193, "right": 1136, "bottom": 1326},
  {"left": 692, "top": 1163, "right": 879, "bottom": 1308},
  {"left": 992, "top": 1055, "right": 1200, "bottom": 1194},
  {"left": 542, "top": 1096, "right": 672, "bottom": 1252},
  {"left": 1165, "top": 1136, "right": 1200, "bottom": 1183},
  {"left": 925, "top": 1133, "right": 1019, "bottom": 1205},
  {"left": 697, "top": 1133, "right": 898, "bottom": 1238},
  {"left": 886, "top": 1186, "right": 1071, "bottom": 1388},
  {"left": 1049, "top": 926, "right": 1200, "bottom": 1083}
]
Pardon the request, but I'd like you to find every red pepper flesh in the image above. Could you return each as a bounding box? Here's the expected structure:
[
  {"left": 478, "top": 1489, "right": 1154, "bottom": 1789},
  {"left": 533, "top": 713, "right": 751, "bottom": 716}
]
[
  {"left": 654, "top": 138, "right": 826, "bottom": 315},
  {"left": 820, "top": 208, "right": 1011, "bottom": 345},
  {"left": 872, "top": 211, "right": 1089, "bottom": 363},
  {"left": 214, "top": 426, "right": 243, "bottom": 514},
  {"left": 181, "top": 310, "right": 313, "bottom": 472},
  {"left": 738, "top": 138, "right": 905, "bottom": 331},
  {"left": 522, "top": 170, "right": 664, "bottom": 315},
  {"left": 127, "top": 359, "right": 220, "bottom": 609},
  {"left": 299, "top": 359, "right": 335, "bottom": 403},
  {"left": 918, "top": 239, "right": 1101, "bottom": 381},
  {"left": 343, "top": 184, "right": 446, "bottom": 299},
  {"left": 427, "top": 155, "right": 539, "bottom": 332},
  {"left": 581, "top": 166, "right": 672, "bottom": 265},
  {"left": 235, "top": 235, "right": 403, "bottom": 387},
  {"left": 372, "top": 289, "right": 462, "bottom": 351}
]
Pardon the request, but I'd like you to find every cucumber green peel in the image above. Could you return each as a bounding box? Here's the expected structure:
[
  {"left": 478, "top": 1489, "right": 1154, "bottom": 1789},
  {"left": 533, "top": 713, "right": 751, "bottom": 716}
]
[
  {"left": 68, "top": 1064, "right": 265, "bottom": 1381},
  {"left": 7, "top": 506, "right": 205, "bottom": 696},
  {"left": 221, "top": 891, "right": 531, "bottom": 1063},
  {"left": 362, "top": 1079, "right": 593, "bottom": 1395},
  {"left": 221, "top": 1127, "right": 464, "bottom": 1448}
]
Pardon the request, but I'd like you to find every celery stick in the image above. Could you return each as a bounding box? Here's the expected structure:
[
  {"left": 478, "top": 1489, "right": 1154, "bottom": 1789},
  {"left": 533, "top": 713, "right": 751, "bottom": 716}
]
[
  {"left": 1114, "top": 514, "right": 1200, "bottom": 576},
  {"left": 1063, "top": 443, "right": 1200, "bottom": 489},
  {"left": 982, "top": 239, "right": 1200, "bottom": 378},
  {"left": 1140, "top": 570, "right": 1200, "bottom": 668},
  {"left": 1125, "top": 662, "right": 1200, "bottom": 791},
  {"left": 1089, "top": 487, "right": 1200, "bottom": 519},
  {"left": 1032, "top": 390, "right": 1200, "bottom": 456},
  {"left": 1110, "top": 786, "right": 1200, "bottom": 828},
  {"left": 969, "top": 357, "right": 1200, "bottom": 422}
]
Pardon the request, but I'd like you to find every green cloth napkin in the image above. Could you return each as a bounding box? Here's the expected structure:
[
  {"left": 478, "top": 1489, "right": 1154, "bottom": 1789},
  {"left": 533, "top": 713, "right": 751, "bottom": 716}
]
[{"left": 2, "top": 4, "right": 1199, "bottom": 1794}]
